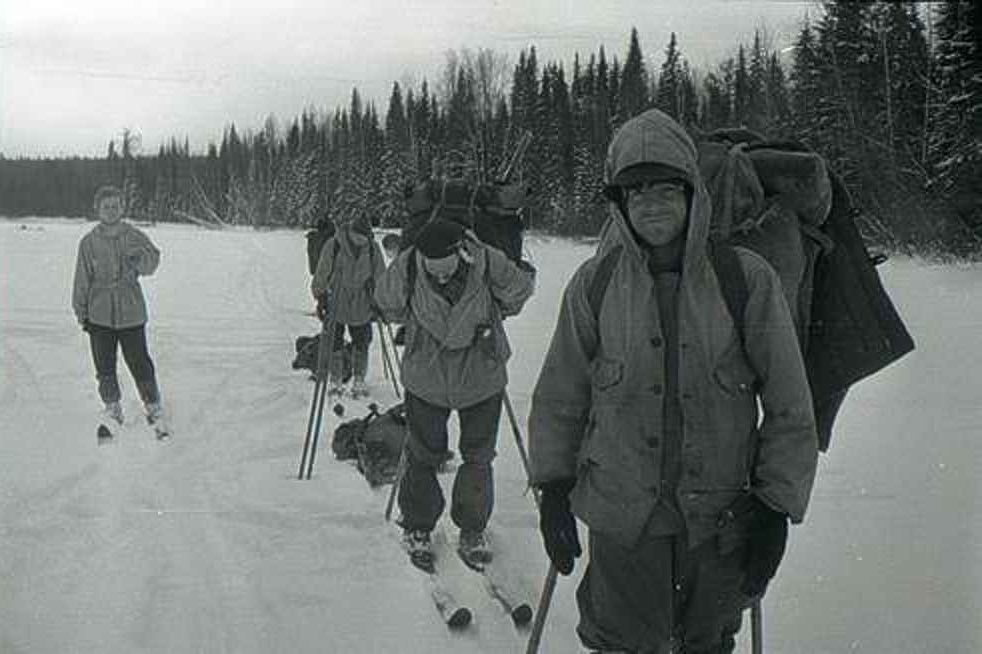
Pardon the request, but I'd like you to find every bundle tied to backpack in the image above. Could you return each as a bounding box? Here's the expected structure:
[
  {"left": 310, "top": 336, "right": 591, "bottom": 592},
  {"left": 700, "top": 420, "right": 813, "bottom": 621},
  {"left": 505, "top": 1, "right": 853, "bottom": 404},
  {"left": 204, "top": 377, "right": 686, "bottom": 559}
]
[
  {"left": 332, "top": 403, "right": 408, "bottom": 487},
  {"left": 695, "top": 128, "right": 914, "bottom": 451},
  {"left": 401, "top": 178, "right": 529, "bottom": 262},
  {"left": 292, "top": 335, "right": 353, "bottom": 381}
]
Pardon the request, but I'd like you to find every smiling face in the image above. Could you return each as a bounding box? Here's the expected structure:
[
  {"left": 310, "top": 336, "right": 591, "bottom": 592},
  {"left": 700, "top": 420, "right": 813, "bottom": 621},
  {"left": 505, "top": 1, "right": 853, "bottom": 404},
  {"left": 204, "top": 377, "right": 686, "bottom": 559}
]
[
  {"left": 97, "top": 195, "right": 124, "bottom": 224},
  {"left": 624, "top": 180, "right": 689, "bottom": 246},
  {"left": 422, "top": 252, "right": 460, "bottom": 284}
]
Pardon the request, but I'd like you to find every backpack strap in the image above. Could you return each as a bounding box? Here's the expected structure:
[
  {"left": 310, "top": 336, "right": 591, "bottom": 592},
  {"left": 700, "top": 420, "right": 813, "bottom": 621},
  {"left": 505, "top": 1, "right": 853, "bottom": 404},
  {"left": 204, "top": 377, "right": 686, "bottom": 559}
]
[
  {"left": 708, "top": 240, "right": 750, "bottom": 351},
  {"left": 587, "top": 245, "right": 624, "bottom": 319},
  {"left": 586, "top": 242, "right": 748, "bottom": 338},
  {"left": 405, "top": 247, "right": 418, "bottom": 310}
]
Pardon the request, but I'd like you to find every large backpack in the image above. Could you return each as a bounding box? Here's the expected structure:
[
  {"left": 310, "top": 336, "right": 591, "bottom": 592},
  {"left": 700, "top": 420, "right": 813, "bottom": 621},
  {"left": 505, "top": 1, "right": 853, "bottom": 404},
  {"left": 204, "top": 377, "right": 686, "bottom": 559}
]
[
  {"left": 401, "top": 178, "right": 529, "bottom": 262},
  {"left": 292, "top": 335, "right": 353, "bottom": 382},
  {"left": 331, "top": 403, "right": 408, "bottom": 487},
  {"left": 589, "top": 130, "right": 915, "bottom": 451}
]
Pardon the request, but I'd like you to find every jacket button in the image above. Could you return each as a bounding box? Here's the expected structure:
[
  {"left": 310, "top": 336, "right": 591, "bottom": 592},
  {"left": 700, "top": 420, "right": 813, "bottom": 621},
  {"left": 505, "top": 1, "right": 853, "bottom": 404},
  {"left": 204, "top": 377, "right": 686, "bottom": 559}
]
[
  {"left": 650, "top": 336, "right": 663, "bottom": 348},
  {"left": 652, "top": 384, "right": 663, "bottom": 395}
]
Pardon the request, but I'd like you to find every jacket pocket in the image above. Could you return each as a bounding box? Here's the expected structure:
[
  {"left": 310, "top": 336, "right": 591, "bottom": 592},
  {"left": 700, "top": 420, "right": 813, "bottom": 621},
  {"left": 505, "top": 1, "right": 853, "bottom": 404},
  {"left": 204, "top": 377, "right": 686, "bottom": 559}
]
[
  {"left": 713, "top": 343, "right": 758, "bottom": 397},
  {"left": 576, "top": 431, "right": 631, "bottom": 505},
  {"left": 590, "top": 357, "right": 623, "bottom": 392}
]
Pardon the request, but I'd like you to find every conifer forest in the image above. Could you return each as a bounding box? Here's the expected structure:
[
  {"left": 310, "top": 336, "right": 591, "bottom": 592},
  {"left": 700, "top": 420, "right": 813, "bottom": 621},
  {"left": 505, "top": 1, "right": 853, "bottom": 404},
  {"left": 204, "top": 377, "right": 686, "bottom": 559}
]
[{"left": 1, "top": 1, "right": 979, "bottom": 258}]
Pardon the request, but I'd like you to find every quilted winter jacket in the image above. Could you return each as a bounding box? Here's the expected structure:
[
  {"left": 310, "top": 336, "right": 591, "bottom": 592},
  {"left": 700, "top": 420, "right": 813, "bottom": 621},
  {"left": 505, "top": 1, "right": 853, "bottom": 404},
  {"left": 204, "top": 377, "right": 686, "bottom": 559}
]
[
  {"left": 311, "top": 229, "right": 385, "bottom": 326},
  {"left": 528, "top": 109, "right": 819, "bottom": 549},
  {"left": 72, "top": 221, "right": 161, "bottom": 329},
  {"left": 374, "top": 240, "right": 535, "bottom": 409}
]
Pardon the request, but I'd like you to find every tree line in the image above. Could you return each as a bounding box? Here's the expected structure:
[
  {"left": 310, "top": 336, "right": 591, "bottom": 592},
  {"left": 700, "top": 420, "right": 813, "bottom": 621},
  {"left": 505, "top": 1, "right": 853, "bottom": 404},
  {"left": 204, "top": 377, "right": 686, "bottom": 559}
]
[{"left": 1, "top": 1, "right": 978, "bottom": 257}]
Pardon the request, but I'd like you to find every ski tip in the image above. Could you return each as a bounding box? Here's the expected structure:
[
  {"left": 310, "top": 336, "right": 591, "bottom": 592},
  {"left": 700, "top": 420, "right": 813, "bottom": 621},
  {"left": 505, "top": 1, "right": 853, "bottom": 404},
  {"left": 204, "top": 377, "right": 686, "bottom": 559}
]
[
  {"left": 447, "top": 607, "right": 472, "bottom": 629},
  {"left": 511, "top": 604, "right": 533, "bottom": 627},
  {"left": 97, "top": 425, "right": 114, "bottom": 443}
]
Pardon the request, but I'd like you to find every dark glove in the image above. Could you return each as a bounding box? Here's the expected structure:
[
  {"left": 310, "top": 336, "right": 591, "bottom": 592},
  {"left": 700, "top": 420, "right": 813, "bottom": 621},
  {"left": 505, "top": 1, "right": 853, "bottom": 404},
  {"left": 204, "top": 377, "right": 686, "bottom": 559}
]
[
  {"left": 516, "top": 259, "right": 536, "bottom": 276},
  {"left": 721, "top": 494, "right": 789, "bottom": 598},
  {"left": 316, "top": 295, "right": 330, "bottom": 322},
  {"left": 538, "top": 478, "right": 582, "bottom": 575},
  {"left": 369, "top": 300, "right": 382, "bottom": 322},
  {"left": 392, "top": 325, "right": 406, "bottom": 346}
]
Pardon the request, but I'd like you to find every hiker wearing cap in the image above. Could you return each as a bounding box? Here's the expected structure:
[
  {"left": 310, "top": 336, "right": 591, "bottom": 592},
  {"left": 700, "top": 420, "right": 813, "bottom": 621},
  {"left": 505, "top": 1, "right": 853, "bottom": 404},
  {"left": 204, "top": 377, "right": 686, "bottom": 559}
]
[
  {"left": 528, "top": 109, "right": 818, "bottom": 653},
  {"left": 374, "top": 218, "right": 535, "bottom": 570},
  {"left": 72, "top": 184, "right": 169, "bottom": 439},
  {"left": 311, "top": 214, "right": 385, "bottom": 398}
]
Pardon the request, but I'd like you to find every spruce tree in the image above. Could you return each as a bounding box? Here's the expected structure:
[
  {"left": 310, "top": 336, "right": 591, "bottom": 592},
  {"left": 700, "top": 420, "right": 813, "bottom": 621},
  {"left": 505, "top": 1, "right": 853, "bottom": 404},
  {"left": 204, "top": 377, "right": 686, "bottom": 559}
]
[
  {"left": 930, "top": 1, "right": 982, "bottom": 241},
  {"left": 655, "top": 33, "right": 682, "bottom": 120},
  {"left": 619, "top": 27, "right": 650, "bottom": 120}
]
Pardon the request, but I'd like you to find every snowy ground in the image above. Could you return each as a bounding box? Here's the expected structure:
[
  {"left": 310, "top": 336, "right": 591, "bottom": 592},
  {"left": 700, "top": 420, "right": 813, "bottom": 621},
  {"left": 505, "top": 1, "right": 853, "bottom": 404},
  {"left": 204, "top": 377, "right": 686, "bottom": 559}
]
[{"left": 0, "top": 218, "right": 979, "bottom": 654}]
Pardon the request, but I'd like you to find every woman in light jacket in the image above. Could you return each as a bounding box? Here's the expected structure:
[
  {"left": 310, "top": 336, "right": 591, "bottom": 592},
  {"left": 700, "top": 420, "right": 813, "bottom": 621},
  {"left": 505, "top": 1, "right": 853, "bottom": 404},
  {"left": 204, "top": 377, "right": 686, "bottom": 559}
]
[{"left": 72, "top": 185, "right": 166, "bottom": 438}]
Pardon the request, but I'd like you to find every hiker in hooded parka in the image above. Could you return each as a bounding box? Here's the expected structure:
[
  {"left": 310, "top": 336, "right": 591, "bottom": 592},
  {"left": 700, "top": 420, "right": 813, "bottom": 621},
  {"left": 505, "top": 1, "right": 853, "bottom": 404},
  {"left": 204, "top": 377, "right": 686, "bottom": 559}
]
[
  {"left": 374, "top": 219, "right": 535, "bottom": 569},
  {"left": 528, "top": 109, "right": 819, "bottom": 653},
  {"left": 306, "top": 213, "right": 336, "bottom": 278},
  {"left": 311, "top": 213, "right": 385, "bottom": 398}
]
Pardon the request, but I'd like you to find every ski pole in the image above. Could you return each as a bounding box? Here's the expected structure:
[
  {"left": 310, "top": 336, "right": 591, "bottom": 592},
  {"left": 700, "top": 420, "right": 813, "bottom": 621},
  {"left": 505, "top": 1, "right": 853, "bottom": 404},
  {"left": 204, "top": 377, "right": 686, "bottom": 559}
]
[
  {"left": 298, "top": 296, "right": 339, "bottom": 480},
  {"left": 526, "top": 565, "right": 558, "bottom": 654},
  {"left": 497, "top": 390, "right": 562, "bottom": 654},
  {"left": 752, "top": 599, "right": 763, "bottom": 654},
  {"left": 384, "top": 447, "right": 407, "bottom": 522},
  {"left": 377, "top": 321, "right": 401, "bottom": 399},
  {"left": 383, "top": 322, "right": 402, "bottom": 367},
  {"left": 304, "top": 359, "right": 330, "bottom": 480},
  {"left": 379, "top": 333, "right": 391, "bottom": 383},
  {"left": 378, "top": 325, "right": 390, "bottom": 380},
  {"left": 377, "top": 317, "right": 408, "bottom": 521},
  {"left": 502, "top": 392, "right": 531, "bottom": 477},
  {"left": 298, "top": 373, "right": 326, "bottom": 479}
]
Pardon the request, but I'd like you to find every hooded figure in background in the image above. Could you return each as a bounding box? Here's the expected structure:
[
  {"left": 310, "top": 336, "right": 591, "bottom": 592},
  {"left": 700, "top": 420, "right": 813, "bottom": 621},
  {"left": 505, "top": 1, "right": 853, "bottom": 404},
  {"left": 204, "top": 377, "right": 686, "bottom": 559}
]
[
  {"left": 528, "top": 109, "right": 818, "bottom": 653},
  {"left": 311, "top": 213, "right": 385, "bottom": 398},
  {"left": 305, "top": 214, "right": 336, "bottom": 277}
]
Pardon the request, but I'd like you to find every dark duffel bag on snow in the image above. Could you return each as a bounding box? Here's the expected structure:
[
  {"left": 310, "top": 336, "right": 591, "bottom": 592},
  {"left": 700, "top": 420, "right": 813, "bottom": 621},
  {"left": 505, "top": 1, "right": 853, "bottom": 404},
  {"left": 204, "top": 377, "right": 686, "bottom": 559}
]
[
  {"left": 356, "top": 404, "right": 408, "bottom": 487},
  {"left": 331, "top": 403, "right": 408, "bottom": 487},
  {"left": 292, "top": 334, "right": 353, "bottom": 382}
]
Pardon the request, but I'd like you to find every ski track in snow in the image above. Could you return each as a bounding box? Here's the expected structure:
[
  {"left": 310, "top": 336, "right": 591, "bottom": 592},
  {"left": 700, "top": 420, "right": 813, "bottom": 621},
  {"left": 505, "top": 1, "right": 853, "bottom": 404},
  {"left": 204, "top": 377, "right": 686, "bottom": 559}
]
[{"left": 0, "top": 219, "right": 979, "bottom": 653}]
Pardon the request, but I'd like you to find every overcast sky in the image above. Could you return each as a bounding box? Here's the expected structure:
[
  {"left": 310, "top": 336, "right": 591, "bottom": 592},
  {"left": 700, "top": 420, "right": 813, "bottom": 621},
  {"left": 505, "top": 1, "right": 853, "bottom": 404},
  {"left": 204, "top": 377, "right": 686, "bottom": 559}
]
[{"left": 0, "top": 1, "right": 818, "bottom": 158}]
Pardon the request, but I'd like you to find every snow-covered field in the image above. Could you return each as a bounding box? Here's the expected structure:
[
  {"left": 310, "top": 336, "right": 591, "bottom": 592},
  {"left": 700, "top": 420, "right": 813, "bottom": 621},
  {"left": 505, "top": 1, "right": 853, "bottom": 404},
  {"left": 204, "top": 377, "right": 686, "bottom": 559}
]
[{"left": 0, "top": 218, "right": 979, "bottom": 653}]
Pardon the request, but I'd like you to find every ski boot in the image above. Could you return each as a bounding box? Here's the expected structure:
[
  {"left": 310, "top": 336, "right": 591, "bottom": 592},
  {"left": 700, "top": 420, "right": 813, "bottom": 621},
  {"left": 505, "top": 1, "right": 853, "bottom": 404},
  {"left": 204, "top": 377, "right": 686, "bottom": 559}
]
[
  {"left": 403, "top": 529, "right": 435, "bottom": 573},
  {"left": 97, "top": 401, "right": 124, "bottom": 444},
  {"left": 145, "top": 402, "right": 171, "bottom": 441},
  {"left": 457, "top": 530, "right": 492, "bottom": 571}
]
